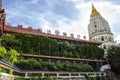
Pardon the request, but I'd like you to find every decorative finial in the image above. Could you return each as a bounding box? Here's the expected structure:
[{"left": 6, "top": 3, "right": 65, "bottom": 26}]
[{"left": 90, "top": 4, "right": 100, "bottom": 17}]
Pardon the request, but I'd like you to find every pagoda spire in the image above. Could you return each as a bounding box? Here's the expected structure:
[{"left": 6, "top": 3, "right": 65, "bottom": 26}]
[{"left": 90, "top": 4, "right": 100, "bottom": 17}]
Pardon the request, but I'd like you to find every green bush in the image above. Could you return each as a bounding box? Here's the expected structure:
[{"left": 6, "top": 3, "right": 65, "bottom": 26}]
[{"left": 15, "top": 58, "right": 94, "bottom": 72}]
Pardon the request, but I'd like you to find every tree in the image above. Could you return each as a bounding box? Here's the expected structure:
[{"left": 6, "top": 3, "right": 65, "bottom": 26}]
[
  {"left": 0, "top": 47, "right": 19, "bottom": 64},
  {"left": 7, "top": 48, "right": 19, "bottom": 64},
  {"left": 0, "top": 46, "right": 19, "bottom": 74},
  {"left": 1, "top": 34, "right": 20, "bottom": 51},
  {"left": 0, "top": 46, "right": 7, "bottom": 76},
  {"left": 0, "top": 46, "right": 7, "bottom": 59},
  {"left": 107, "top": 46, "right": 120, "bottom": 80},
  {"left": 107, "top": 46, "right": 120, "bottom": 75}
]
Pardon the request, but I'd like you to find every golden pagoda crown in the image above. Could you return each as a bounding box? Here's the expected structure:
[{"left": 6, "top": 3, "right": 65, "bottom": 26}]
[{"left": 90, "top": 4, "right": 100, "bottom": 17}]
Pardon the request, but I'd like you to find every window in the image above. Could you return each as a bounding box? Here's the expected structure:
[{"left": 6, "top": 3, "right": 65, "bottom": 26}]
[
  {"left": 101, "top": 36, "right": 104, "bottom": 41},
  {"left": 103, "top": 45, "right": 106, "bottom": 49},
  {"left": 95, "top": 25, "right": 97, "bottom": 28}
]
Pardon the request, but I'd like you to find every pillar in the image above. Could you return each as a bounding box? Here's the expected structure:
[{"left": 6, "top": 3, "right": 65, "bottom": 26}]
[
  {"left": 25, "top": 73, "right": 28, "bottom": 78},
  {"left": 42, "top": 73, "right": 44, "bottom": 77},
  {"left": 57, "top": 73, "right": 59, "bottom": 77}
]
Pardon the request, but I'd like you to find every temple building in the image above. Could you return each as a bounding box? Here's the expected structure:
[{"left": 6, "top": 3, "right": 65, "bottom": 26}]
[
  {"left": 88, "top": 4, "right": 115, "bottom": 55},
  {"left": 0, "top": 1, "right": 109, "bottom": 79}
]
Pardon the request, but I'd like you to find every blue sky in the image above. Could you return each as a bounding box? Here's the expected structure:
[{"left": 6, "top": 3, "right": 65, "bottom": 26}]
[{"left": 2, "top": 0, "right": 120, "bottom": 43}]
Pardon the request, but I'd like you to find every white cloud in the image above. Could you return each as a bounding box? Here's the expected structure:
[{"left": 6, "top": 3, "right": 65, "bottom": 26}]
[
  {"left": 39, "top": 10, "right": 89, "bottom": 39},
  {"left": 115, "top": 35, "right": 120, "bottom": 43},
  {"left": 31, "top": 0, "right": 39, "bottom": 4}
]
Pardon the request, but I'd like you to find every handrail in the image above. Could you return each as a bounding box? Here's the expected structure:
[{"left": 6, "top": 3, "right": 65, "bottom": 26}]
[
  {"left": 0, "top": 58, "right": 19, "bottom": 69},
  {"left": 20, "top": 53, "right": 106, "bottom": 62}
]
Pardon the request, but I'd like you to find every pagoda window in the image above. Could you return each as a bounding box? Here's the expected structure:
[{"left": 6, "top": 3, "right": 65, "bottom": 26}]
[
  {"left": 103, "top": 45, "right": 106, "bottom": 49},
  {"left": 101, "top": 36, "right": 104, "bottom": 41},
  {"left": 95, "top": 25, "right": 97, "bottom": 28}
]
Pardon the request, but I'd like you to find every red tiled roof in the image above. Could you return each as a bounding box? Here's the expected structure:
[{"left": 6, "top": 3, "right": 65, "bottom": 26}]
[{"left": 2, "top": 26, "right": 101, "bottom": 45}]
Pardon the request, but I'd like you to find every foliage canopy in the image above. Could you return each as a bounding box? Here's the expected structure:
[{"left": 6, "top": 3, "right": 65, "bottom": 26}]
[
  {"left": 107, "top": 46, "right": 120, "bottom": 74},
  {"left": 1, "top": 33, "right": 104, "bottom": 59}
]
